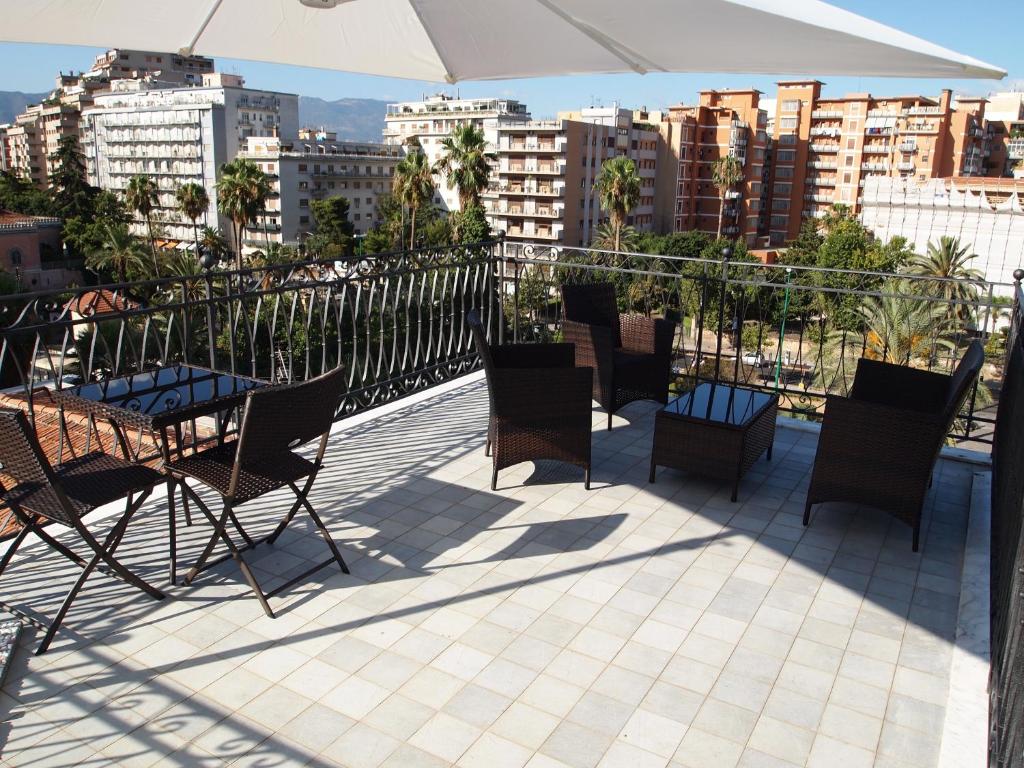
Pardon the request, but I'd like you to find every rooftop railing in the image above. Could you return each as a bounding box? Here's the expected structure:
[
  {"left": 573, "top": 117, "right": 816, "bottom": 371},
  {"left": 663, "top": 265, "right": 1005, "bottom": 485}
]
[
  {"left": 502, "top": 241, "right": 1013, "bottom": 449},
  {"left": 0, "top": 238, "right": 1013, "bottom": 453},
  {"left": 0, "top": 241, "right": 502, "bottom": 428}
]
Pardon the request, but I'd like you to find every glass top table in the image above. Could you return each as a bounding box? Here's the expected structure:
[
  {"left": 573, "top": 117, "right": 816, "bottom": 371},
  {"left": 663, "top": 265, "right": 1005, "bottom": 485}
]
[
  {"left": 662, "top": 381, "right": 777, "bottom": 427},
  {"left": 52, "top": 364, "right": 266, "bottom": 431}
]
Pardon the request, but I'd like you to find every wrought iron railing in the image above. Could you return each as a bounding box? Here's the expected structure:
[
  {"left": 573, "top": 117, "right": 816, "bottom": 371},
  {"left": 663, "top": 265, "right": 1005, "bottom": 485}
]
[
  {"left": 0, "top": 236, "right": 1014, "bottom": 452},
  {"left": 0, "top": 240, "right": 502, "bottom": 423},
  {"left": 990, "top": 271, "right": 1024, "bottom": 767},
  {"left": 503, "top": 241, "right": 1014, "bottom": 448}
]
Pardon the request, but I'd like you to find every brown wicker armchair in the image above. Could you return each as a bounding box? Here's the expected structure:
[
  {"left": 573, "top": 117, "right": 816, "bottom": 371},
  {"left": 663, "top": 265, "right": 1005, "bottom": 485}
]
[
  {"left": 803, "top": 341, "right": 984, "bottom": 551},
  {"left": 167, "top": 367, "right": 350, "bottom": 617},
  {"left": 467, "top": 310, "right": 593, "bottom": 490},
  {"left": 560, "top": 283, "right": 676, "bottom": 429},
  {"left": 0, "top": 408, "right": 165, "bottom": 654}
]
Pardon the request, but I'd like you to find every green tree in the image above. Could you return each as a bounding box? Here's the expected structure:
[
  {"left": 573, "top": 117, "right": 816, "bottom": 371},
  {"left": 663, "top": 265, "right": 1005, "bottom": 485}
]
[
  {"left": 308, "top": 195, "right": 355, "bottom": 258},
  {"left": 0, "top": 170, "right": 55, "bottom": 216},
  {"left": 124, "top": 174, "right": 161, "bottom": 277},
  {"left": 175, "top": 182, "right": 210, "bottom": 261},
  {"left": 393, "top": 150, "right": 435, "bottom": 250},
  {"left": 592, "top": 222, "right": 639, "bottom": 255},
  {"left": 48, "top": 136, "right": 95, "bottom": 221},
  {"left": 86, "top": 222, "right": 148, "bottom": 283},
  {"left": 434, "top": 124, "right": 496, "bottom": 209},
  {"left": 593, "top": 156, "right": 641, "bottom": 252},
  {"left": 907, "top": 236, "right": 984, "bottom": 323},
  {"left": 710, "top": 155, "right": 744, "bottom": 240},
  {"left": 62, "top": 190, "right": 130, "bottom": 260},
  {"left": 217, "top": 158, "right": 272, "bottom": 269},
  {"left": 453, "top": 203, "right": 492, "bottom": 245}
]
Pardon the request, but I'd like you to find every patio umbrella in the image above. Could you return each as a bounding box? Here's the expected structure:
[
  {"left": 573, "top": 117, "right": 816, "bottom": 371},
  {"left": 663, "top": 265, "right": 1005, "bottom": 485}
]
[{"left": 1, "top": 0, "right": 1004, "bottom": 83}]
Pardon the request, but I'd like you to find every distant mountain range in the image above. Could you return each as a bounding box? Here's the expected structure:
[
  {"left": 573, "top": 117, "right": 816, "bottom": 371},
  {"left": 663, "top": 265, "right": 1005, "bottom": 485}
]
[
  {"left": 0, "top": 91, "right": 47, "bottom": 124},
  {"left": 0, "top": 91, "right": 390, "bottom": 143},
  {"left": 298, "top": 96, "right": 389, "bottom": 142}
]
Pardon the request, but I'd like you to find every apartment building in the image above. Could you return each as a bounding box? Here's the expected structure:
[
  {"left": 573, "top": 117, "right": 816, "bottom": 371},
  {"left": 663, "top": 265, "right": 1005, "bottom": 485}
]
[
  {"left": 985, "top": 91, "right": 1024, "bottom": 178},
  {"left": 649, "top": 90, "right": 770, "bottom": 246},
  {"left": 484, "top": 107, "right": 660, "bottom": 247},
  {"left": 0, "top": 49, "right": 215, "bottom": 189},
  {"left": 383, "top": 94, "right": 530, "bottom": 212},
  {"left": 860, "top": 175, "right": 1024, "bottom": 291},
  {"left": 766, "top": 81, "right": 991, "bottom": 244},
  {"left": 81, "top": 74, "right": 298, "bottom": 241},
  {"left": 239, "top": 131, "right": 402, "bottom": 246}
]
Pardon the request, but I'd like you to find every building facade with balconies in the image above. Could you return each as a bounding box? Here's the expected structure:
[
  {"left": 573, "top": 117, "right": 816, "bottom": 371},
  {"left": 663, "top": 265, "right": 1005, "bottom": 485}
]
[
  {"left": 239, "top": 131, "right": 401, "bottom": 246},
  {"left": 649, "top": 90, "right": 769, "bottom": 246},
  {"left": 766, "top": 81, "right": 992, "bottom": 244},
  {"left": 383, "top": 94, "right": 530, "bottom": 214},
  {"left": 484, "top": 107, "right": 660, "bottom": 248},
  {"left": 81, "top": 74, "right": 298, "bottom": 241}
]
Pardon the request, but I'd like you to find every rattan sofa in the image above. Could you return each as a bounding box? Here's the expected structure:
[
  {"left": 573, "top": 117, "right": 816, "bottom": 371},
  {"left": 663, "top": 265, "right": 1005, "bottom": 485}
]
[
  {"left": 803, "top": 341, "right": 984, "bottom": 551},
  {"left": 560, "top": 283, "right": 675, "bottom": 430}
]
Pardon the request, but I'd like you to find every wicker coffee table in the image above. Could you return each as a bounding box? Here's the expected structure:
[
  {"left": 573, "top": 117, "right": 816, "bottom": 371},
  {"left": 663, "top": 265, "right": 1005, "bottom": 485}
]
[{"left": 649, "top": 382, "right": 778, "bottom": 502}]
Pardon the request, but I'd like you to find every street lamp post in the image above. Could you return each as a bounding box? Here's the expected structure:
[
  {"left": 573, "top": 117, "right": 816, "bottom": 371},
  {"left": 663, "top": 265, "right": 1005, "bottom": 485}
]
[
  {"left": 713, "top": 245, "right": 732, "bottom": 384},
  {"left": 774, "top": 267, "right": 793, "bottom": 391},
  {"left": 197, "top": 245, "right": 218, "bottom": 369}
]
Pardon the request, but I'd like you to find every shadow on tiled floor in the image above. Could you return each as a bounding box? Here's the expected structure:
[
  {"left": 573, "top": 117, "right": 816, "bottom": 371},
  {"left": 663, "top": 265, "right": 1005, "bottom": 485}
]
[{"left": 0, "top": 377, "right": 972, "bottom": 768}]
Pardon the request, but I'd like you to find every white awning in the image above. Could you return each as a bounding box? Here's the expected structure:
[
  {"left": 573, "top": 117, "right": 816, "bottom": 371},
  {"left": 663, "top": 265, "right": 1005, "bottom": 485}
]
[{"left": 0, "top": 0, "right": 1005, "bottom": 83}]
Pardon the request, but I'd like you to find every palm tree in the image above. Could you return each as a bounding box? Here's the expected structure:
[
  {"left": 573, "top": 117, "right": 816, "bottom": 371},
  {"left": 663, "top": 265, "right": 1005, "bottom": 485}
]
[
  {"left": 393, "top": 150, "right": 435, "bottom": 250},
  {"left": 434, "top": 124, "right": 496, "bottom": 209},
  {"left": 591, "top": 222, "right": 639, "bottom": 255},
  {"left": 87, "top": 222, "right": 148, "bottom": 283},
  {"left": 175, "top": 182, "right": 210, "bottom": 260},
  {"left": 124, "top": 174, "right": 160, "bottom": 277},
  {"left": 199, "top": 226, "right": 229, "bottom": 265},
  {"left": 710, "top": 155, "right": 744, "bottom": 240},
  {"left": 593, "top": 156, "right": 641, "bottom": 253},
  {"left": 218, "top": 159, "right": 272, "bottom": 269},
  {"left": 907, "top": 236, "right": 985, "bottom": 323}
]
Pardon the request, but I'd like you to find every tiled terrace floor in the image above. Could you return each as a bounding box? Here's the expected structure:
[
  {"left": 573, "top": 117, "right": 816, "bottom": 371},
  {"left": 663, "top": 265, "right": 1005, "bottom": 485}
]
[{"left": 0, "top": 374, "right": 974, "bottom": 768}]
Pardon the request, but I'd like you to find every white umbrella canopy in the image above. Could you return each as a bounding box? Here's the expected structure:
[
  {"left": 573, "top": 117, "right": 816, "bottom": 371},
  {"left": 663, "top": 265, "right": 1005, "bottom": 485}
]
[{"left": 0, "top": 0, "right": 1005, "bottom": 83}]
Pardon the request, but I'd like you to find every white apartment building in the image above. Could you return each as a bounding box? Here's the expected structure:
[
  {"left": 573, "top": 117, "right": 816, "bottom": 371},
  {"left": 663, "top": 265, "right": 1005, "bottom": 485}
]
[
  {"left": 81, "top": 74, "right": 298, "bottom": 241},
  {"left": 239, "top": 131, "right": 402, "bottom": 246},
  {"left": 860, "top": 175, "right": 1024, "bottom": 294},
  {"left": 383, "top": 94, "right": 530, "bottom": 212},
  {"left": 486, "top": 107, "right": 660, "bottom": 248}
]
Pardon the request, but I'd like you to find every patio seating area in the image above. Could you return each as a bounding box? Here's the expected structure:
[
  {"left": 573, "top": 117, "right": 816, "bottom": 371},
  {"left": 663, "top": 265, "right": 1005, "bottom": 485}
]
[{"left": 0, "top": 375, "right": 976, "bottom": 768}]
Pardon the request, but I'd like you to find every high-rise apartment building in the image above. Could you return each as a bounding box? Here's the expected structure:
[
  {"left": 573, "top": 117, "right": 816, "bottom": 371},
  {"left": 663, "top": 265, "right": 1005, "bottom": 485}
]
[
  {"left": 648, "top": 90, "right": 770, "bottom": 246},
  {"left": 766, "top": 81, "right": 991, "bottom": 244},
  {"left": 0, "top": 49, "right": 215, "bottom": 189},
  {"left": 383, "top": 94, "right": 530, "bottom": 212},
  {"left": 484, "top": 107, "right": 660, "bottom": 247},
  {"left": 81, "top": 74, "right": 298, "bottom": 241},
  {"left": 985, "top": 91, "right": 1024, "bottom": 178},
  {"left": 238, "top": 131, "right": 402, "bottom": 246}
]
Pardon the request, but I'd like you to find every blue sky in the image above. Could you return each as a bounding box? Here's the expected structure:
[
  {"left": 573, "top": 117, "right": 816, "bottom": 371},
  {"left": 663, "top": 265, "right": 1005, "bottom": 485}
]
[{"left": 0, "top": 0, "right": 1020, "bottom": 119}]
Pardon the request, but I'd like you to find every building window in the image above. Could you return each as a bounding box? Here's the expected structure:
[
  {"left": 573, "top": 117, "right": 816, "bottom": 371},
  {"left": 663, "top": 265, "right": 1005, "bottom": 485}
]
[
  {"left": 843, "top": 173, "right": 852, "bottom": 183},
  {"left": 776, "top": 150, "right": 795, "bottom": 163},
  {"left": 778, "top": 134, "right": 796, "bottom": 145},
  {"left": 775, "top": 167, "right": 793, "bottom": 179},
  {"left": 9, "top": 248, "right": 22, "bottom": 266},
  {"left": 299, "top": 198, "right": 309, "bottom": 208},
  {"left": 780, "top": 118, "right": 798, "bottom": 130},
  {"left": 773, "top": 183, "right": 792, "bottom": 196},
  {"left": 781, "top": 100, "right": 800, "bottom": 112},
  {"left": 299, "top": 215, "right": 309, "bottom": 224}
]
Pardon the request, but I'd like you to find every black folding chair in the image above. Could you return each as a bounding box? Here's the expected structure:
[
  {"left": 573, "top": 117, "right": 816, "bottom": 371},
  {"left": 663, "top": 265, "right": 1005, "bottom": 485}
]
[
  {"left": 166, "top": 367, "right": 350, "bottom": 617},
  {"left": 0, "top": 408, "right": 164, "bottom": 654}
]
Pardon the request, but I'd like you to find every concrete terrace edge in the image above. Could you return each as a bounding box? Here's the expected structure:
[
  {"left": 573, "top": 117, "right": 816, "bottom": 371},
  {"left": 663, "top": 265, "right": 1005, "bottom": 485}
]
[{"left": 938, "top": 471, "right": 991, "bottom": 768}]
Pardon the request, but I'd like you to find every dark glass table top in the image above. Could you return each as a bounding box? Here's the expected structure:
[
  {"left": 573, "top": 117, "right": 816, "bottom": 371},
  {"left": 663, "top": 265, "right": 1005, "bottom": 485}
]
[
  {"left": 55, "top": 365, "right": 265, "bottom": 426},
  {"left": 663, "top": 382, "right": 777, "bottom": 427}
]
